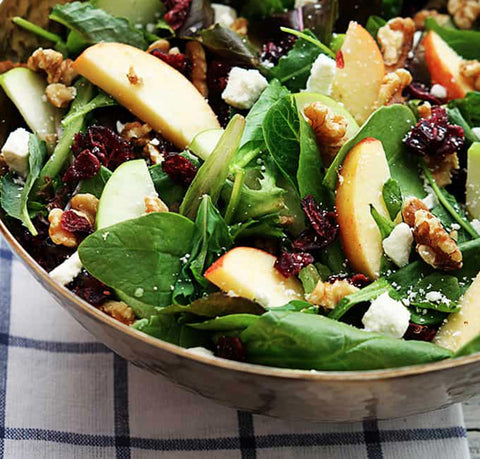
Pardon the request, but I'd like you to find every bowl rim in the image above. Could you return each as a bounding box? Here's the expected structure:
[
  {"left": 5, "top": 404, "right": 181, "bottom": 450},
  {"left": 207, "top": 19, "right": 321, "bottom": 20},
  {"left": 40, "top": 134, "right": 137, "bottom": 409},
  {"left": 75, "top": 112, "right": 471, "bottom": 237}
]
[{"left": 3, "top": 217, "right": 480, "bottom": 382}]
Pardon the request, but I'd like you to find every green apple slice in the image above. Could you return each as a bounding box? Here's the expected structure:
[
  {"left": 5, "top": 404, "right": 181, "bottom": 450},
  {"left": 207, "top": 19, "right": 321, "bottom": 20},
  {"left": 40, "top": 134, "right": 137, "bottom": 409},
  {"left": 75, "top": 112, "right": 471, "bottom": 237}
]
[
  {"left": 0, "top": 68, "right": 63, "bottom": 140},
  {"left": 96, "top": 159, "right": 157, "bottom": 229},
  {"left": 467, "top": 142, "right": 480, "bottom": 219},
  {"left": 189, "top": 128, "right": 224, "bottom": 161}
]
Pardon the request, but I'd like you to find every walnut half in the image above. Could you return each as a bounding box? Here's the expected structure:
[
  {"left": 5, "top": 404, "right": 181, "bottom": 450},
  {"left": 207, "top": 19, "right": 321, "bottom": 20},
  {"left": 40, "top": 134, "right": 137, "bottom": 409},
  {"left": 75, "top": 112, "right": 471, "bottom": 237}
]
[
  {"left": 448, "top": 0, "right": 480, "bottom": 29},
  {"left": 402, "top": 197, "right": 463, "bottom": 270},
  {"left": 376, "top": 69, "right": 413, "bottom": 108},
  {"left": 307, "top": 279, "right": 359, "bottom": 310}
]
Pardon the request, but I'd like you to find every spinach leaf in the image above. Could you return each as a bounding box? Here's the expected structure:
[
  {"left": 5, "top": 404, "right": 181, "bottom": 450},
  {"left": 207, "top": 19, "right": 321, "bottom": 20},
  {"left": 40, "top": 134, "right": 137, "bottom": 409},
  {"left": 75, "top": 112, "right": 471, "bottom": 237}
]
[
  {"left": 370, "top": 205, "right": 395, "bottom": 239},
  {"left": 382, "top": 0, "right": 403, "bottom": 19},
  {"left": 133, "top": 315, "right": 208, "bottom": 348},
  {"left": 449, "top": 92, "right": 480, "bottom": 128},
  {"left": 241, "top": 0, "right": 294, "bottom": 19},
  {"left": 447, "top": 106, "right": 480, "bottom": 144},
  {"left": 61, "top": 91, "right": 116, "bottom": 126},
  {"left": 383, "top": 178, "right": 403, "bottom": 220},
  {"left": 78, "top": 166, "right": 112, "bottom": 198},
  {"left": 239, "top": 79, "right": 290, "bottom": 151},
  {"left": 50, "top": 2, "right": 148, "bottom": 50},
  {"left": 159, "top": 293, "right": 264, "bottom": 317},
  {"left": 409, "top": 308, "right": 447, "bottom": 327},
  {"left": 455, "top": 335, "right": 480, "bottom": 357},
  {"left": 409, "top": 274, "right": 461, "bottom": 313},
  {"left": 199, "top": 25, "right": 259, "bottom": 68},
  {"left": 298, "top": 265, "right": 321, "bottom": 294},
  {"left": 1, "top": 134, "right": 46, "bottom": 236},
  {"left": 178, "top": 0, "right": 214, "bottom": 37},
  {"left": 241, "top": 311, "right": 453, "bottom": 371},
  {"left": 366, "top": 15, "right": 387, "bottom": 39},
  {"left": 188, "top": 314, "right": 260, "bottom": 331},
  {"left": 180, "top": 115, "right": 245, "bottom": 219},
  {"left": 426, "top": 17, "right": 480, "bottom": 61},
  {"left": 269, "top": 30, "right": 322, "bottom": 92},
  {"left": 149, "top": 164, "right": 186, "bottom": 207},
  {"left": 78, "top": 213, "right": 195, "bottom": 308},
  {"left": 324, "top": 105, "right": 424, "bottom": 198}
]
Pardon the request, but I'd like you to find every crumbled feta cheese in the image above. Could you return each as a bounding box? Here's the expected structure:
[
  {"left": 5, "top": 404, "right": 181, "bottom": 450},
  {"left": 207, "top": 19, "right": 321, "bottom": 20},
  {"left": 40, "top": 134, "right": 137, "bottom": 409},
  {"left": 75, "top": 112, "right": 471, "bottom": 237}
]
[
  {"left": 222, "top": 67, "right": 268, "bottom": 110},
  {"left": 472, "top": 127, "right": 480, "bottom": 140},
  {"left": 305, "top": 54, "right": 337, "bottom": 96},
  {"left": 382, "top": 223, "right": 413, "bottom": 267},
  {"left": 430, "top": 84, "right": 447, "bottom": 100},
  {"left": 211, "top": 3, "right": 237, "bottom": 28},
  {"left": 295, "top": 0, "right": 317, "bottom": 7},
  {"left": 362, "top": 293, "right": 411, "bottom": 339},
  {"left": 472, "top": 218, "right": 480, "bottom": 233},
  {"left": 187, "top": 347, "right": 215, "bottom": 357},
  {"left": 116, "top": 121, "right": 125, "bottom": 134},
  {"left": 425, "top": 291, "right": 445, "bottom": 303},
  {"left": 1, "top": 128, "right": 31, "bottom": 178},
  {"left": 422, "top": 192, "right": 439, "bottom": 210},
  {"left": 49, "top": 252, "right": 83, "bottom": 286}
]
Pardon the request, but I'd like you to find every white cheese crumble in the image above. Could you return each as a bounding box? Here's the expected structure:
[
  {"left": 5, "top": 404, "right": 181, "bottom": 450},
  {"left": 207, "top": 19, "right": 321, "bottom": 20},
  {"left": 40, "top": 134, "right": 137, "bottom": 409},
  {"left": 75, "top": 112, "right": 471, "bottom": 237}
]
[
  {"left": 187, "top": 347, "right": 215, "bottom": 357},
  {"left": 430, "top": 84, "right": 447, "bottom": 100},
  {"left": 295, "top": 0, "right": 318, "bottom": 7},
  {"left": 49, "top": 252, "right": 83, "bottom": 286},
  {"left": 305, "top": 54, "right": 337, "bottom": 96},
  {"left": 211, "top": 3, "right": 237, "bottom": 27},
  {"left": 1, "top": 128, "right": 31, "bottom": 178},
  {"left": 222, "top": 67, "right": 268, "bottom": 110},
  {"left": 382, "top": 223, "right": 413, "bottom": 267},
  {"left": 362, "top": 292, "right": 411, "bottom": 339}
]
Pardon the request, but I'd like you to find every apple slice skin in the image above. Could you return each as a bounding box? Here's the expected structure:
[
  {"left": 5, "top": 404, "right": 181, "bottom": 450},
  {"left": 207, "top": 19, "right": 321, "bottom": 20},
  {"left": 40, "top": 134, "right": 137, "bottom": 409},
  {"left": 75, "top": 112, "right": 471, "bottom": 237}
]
[
  {"left": 74, "top": 43, "right": 220, "bottom": 149},
  {"left": 336, "top": 137, "right": 390, "bottom": 279},
  {"left": 332, "top": 22, "right": 385, "bottom": 125},
  {"left": 423, "top": 31, "right": 474, "bottom": 100},
  {"left": 205, "top": 247, "right": 304, "bottom": 309}
]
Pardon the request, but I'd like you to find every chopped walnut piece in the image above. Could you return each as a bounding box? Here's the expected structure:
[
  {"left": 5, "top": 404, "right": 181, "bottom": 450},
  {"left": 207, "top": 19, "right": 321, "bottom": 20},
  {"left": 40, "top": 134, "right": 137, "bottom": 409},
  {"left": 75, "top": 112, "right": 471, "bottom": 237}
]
[
  {"left": 425, "top": 153, "right": 460, "bottom": 187},
  {"left": 448, "top": 0, "right": 480, "bottom": 29},
  {"left": 460, "top": 59, "right": 480, "bottom": 90},
  {"left": 230, "top": 17, "right": 248, "bottom": 36},
  {"left": 307, "top": 279, "right": 359, "bottom": 310},
  {"left": 147, "top": 39, "right": 170, "bottom": 54},
  {"left": 48, "top": 209, "right": 77, "bottom": 248},
  {"left": 376, "top": 69, "right": 413, "bottom": 107},
  {"left": 418, "top": 102, "right": 433, "bottom": 119},
  {"left": 70, "top": 193, "right": 99, "bottom": 226},
  {"left": 185, "top": 41, "right": 208, "bottom": 97},
  {"left": 127, "top": 66, "right": 142, "bottom": 85},
  {"left": 413, "top": 10, "right": 451, "bottom": 29},
  {"left": 99, "top": 301, "right": 136, "bottom": 325},
  {"left": 28, "top": 48, "right": 78, "bottom": 85},
  {"left": 304, "top": 102, "right": 348, "bottom": 166},
  {"left": 121, "top": 122, "right": 152, "bottom": 145},
  {"left": 144, "top": 196, "right": 169, "bottom": 213},
  {"left": 377, "top": 18, "right": 416, "bottom": 72},
  {"left": 45, "top": 83, "right": 76, "bottom": 108},
  {"left": 403, "top": 198, "right": 463, "bottom": 270}
]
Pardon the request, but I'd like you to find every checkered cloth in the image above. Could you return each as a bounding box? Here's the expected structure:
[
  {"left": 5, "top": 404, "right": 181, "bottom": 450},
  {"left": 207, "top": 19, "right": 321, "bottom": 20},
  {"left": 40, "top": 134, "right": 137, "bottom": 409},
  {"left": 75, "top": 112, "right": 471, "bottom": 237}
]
[{"left": 0, "top": 238, "right": 471, "bottom": 458}]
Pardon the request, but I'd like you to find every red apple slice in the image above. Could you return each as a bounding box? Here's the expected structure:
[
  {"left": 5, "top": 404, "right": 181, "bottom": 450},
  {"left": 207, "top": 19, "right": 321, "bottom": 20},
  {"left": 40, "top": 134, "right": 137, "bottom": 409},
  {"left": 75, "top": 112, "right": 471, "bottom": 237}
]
[
  {"left": 423, "top": 31, "right": 474, "bottom": 100},
  {"left": 74, "top": 43, "right": 220, "bottom": 149},
  {"left": 205, "top": 247, "right": 304, "bottom": 308},
  {"left": 336, "top": 138, "right": 391, "bottom": 279}
]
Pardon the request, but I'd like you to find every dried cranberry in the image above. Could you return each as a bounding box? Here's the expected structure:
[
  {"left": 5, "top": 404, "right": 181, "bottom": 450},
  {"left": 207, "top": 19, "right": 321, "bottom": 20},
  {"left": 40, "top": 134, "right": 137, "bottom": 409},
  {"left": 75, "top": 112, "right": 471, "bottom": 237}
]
[
  {"left": 298, "top": 195, "right": 338, "bottom": 249},
  {"left": 162, "top": 154, "right": 197, "bottom": 186},
  {"left": 71, "top": 272, "right": 112, "bottom": 307},
  {"left": 62, "top": 150, "right": 101, "bottom": 183},
  {"left": 216, "top": 337, "right": 246, "bottom": 362},
  {"left": 60, "top": 210, "right": 93, "bottom": 234},
  {"left": 404, "top": 323, "right": 438, "bottom": 342},
  {"left": 208, "top": 61, "right": 231, "bottom": 96},
  {"left": 151, "top": 49, "right": 190, "bottom": 75},
  {"left": 164, "top": 0, "right": 192, "bottom": 31},
  {"left": 274, "top": 251, "right": 315, "bottom": 278},
  {"left": 327, "top": 273, "right": 371, "bottom": 288},
  {"left": 260, "top": 36, "right": 295, "bottom": 66},
  {"left": 404, "top": 107, "right": 465, "bottom": 157},
  {"left": 404, "top": 82, "right": 442, "bottom": 105}
]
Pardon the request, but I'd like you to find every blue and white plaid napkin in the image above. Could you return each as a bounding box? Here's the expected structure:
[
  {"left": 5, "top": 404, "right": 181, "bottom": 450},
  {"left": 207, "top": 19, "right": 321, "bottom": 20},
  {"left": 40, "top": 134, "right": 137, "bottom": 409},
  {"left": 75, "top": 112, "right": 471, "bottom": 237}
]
[{"left": 0, "top": 238, "right": 471, "bottom": 458}]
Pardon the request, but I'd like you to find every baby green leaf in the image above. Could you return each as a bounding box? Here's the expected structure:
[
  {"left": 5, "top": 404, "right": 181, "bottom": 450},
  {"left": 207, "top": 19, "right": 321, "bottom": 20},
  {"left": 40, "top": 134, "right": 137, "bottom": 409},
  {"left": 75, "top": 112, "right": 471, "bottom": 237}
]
[
  {"left": 382, "top": 178, "right": 403, "bottom": 220},
  {"left": 188, "top": 314, "right": 260, "bottom": 331}
]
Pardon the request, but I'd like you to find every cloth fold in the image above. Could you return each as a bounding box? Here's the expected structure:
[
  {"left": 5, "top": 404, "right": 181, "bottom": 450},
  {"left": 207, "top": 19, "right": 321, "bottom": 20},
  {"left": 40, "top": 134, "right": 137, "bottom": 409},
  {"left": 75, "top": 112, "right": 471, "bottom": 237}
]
[{"left": 0, "top": 239, "right": 470, "bottom": 458}]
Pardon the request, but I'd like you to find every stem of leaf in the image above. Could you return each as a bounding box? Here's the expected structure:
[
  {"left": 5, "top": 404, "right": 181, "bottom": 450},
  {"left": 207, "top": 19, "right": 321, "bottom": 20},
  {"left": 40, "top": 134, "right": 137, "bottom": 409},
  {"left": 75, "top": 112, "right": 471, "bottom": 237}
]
[
  {"left": 224, "top": 169, "right": 246, "bottom": 225},
  {"left": 12, "top": 17, "right": 66, "bottom": 46},
  {"left": 421, "top": 160, "right": 479, "bottom": 239},
  {"left": 280, "top": 27, "right": 336, "bottom": 59}
]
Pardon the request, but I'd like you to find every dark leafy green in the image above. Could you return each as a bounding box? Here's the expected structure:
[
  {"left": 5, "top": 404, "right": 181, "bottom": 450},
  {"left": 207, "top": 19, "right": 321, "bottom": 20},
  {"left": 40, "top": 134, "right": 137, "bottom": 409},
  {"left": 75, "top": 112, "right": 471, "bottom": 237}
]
[
  {"left": 449, "top": 92, "right": 480, "bottom": 128},
  {"left": 383, "top": 179, "right": 403, "bottom": 220},
  {"left": 298, "top": 265, "right": 321, "bottom": 295},
  {"left": 149, "top": 164, "right": 185, "bottom": 207},
  {"left": 241, "top": 0, "right": 294, "bottom": 19},
  {"left": 1, "top": 134, "right": 46, "bottom": 236},
  {"left": 178, "top": 0, "right": 213, "bottom": 37},
  {"left": 78, "top": 166, "right": 112, "bottom": 198},
  {"left": 447, "top": 106, "right": 480, "bottom": 144},
  {"left": 50, "top": 2, "right": 148, "bottom": 50},
  {"left": 188, "top": 314, "right": 260, "bottom": 331},
  {"left": 370, "top": 205, "right": 395, "bottom": 239},
  {"left": 382, "top": 0, "right": 403, "bottom": 19},
  {"left": 409, "top": 273, "right": 461, "bottom": 313},
  {"left": 241, "top": 311, "right": 452, "bottom": 371},
  {"left": 366, "top": 15, "right": 386, "bottom": 39},
  {"left": 78, "top": 212, "right": 195, "bottom": 309}
]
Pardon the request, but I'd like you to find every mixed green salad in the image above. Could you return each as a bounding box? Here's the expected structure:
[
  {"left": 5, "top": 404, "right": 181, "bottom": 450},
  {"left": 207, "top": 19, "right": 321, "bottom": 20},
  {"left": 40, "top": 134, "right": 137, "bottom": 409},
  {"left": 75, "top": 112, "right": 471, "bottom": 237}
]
[{"left": 2, "top": 0, "right": 480, "bottom": 371}]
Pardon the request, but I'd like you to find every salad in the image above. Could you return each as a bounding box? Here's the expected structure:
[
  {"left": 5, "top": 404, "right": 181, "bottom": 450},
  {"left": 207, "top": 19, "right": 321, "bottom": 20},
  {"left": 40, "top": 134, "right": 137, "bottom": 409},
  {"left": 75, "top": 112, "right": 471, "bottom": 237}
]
[{"left": 2, "top": 0, "right": 480, "bottom": 372}]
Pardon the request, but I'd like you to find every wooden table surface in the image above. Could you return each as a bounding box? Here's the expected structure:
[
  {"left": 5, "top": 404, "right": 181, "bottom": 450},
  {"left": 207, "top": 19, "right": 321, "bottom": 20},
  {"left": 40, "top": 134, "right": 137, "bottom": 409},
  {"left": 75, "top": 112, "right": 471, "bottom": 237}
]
[{"left": 464, "top": 397, "right": 480, "bottom": 457}]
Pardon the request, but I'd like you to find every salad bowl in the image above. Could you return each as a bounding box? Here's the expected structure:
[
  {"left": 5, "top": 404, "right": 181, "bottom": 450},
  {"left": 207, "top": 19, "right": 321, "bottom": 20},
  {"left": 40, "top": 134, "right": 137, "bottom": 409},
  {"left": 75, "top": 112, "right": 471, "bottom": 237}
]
[{"left": 2, "top": 0, "right": 480, "bottom": 423}]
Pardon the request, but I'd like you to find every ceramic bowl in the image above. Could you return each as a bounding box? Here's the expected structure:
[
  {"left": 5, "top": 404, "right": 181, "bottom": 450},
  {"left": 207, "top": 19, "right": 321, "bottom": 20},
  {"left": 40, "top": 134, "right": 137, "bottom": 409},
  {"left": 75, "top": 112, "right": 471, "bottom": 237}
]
[{"left": 2, "top": 0, "right": 480, "bottom": 423}]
